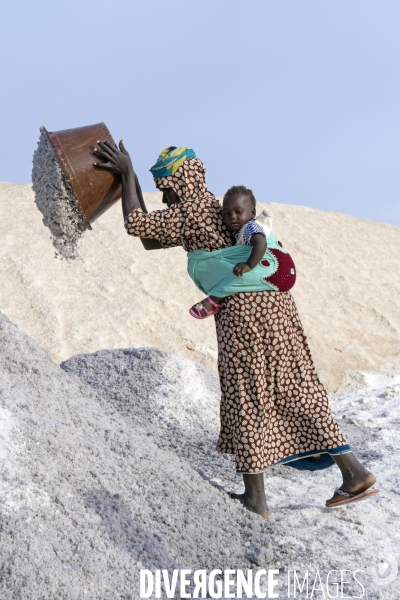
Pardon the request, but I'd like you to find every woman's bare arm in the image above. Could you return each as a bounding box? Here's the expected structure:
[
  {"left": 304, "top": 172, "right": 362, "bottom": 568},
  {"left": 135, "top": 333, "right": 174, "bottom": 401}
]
[
  {"left": 134, "top": 173, "right": 148, "bottom": 214},
  {"left": 94, "top": 140, "right": 162, "bottom": 249},
  {"left": 133, "top": 174, "right": 163, "bottom": 248},
  {"left": 94, "top": 140, "right": 140, "bottom": 217},
  {"left": 141, "top": 238, "right": 163, "bottom": 250}
]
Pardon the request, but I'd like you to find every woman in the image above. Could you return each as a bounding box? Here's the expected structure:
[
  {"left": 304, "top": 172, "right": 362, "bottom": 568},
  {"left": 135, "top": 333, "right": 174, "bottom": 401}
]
[{"left": 94, "top": 141, "right": 378, "bottom": 518}]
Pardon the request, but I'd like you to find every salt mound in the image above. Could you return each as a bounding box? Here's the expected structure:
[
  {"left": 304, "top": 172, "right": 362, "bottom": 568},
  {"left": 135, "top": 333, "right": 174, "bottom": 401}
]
[
  {"left": 63, "top": 345, "right": 400, "bottom": 598},
  {"left": 1, "top": 310, "right": 399, "bottom": 597},
  {"left": 61, "top": 347, "right": 235, "bottom": 489},
  {"left": 0, "top": 310, "right": 255, "bottom": 598},
  {"left": 1, "top": 182, "right": 400, "bottom": 392},
  {"left": 32, "top": 129, "right": 90, "bottom": 259}
]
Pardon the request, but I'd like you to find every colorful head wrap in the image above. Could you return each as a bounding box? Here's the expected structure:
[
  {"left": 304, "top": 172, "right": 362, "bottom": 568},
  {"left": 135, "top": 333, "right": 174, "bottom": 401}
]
[
  {"left": 149, "top": 146, "right": 196, "bottom": 179},
  {"left": 154, "top": 157, "right": 215, "bottom": 204}
]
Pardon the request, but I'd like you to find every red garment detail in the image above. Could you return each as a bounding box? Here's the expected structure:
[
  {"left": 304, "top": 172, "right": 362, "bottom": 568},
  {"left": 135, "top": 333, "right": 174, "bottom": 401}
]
[{"left": 262, "top": 249, "right": 296, "bottom": 292}]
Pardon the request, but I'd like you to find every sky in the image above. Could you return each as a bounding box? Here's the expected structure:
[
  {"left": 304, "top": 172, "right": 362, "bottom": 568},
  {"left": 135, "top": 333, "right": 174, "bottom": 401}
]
[{"left": 0, "top": 0, "right": 399, "bottom": 226}]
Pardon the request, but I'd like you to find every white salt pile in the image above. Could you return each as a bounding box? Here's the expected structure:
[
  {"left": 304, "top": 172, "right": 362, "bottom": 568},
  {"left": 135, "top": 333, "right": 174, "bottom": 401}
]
[
  {"left": 0, "top": 310, "right": 253, "bottom": 599},
  {"left": 1, "top": 307, "right": 399, "bottom": 598},
  {"left": 32, "top": 129, "right": 90, "bottom": 259},
  {"left": 1, "top": 183, "right": 400, "bottom": 392}
]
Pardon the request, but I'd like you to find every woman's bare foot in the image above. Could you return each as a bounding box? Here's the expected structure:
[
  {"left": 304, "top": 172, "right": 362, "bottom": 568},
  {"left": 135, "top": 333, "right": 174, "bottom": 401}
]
[
  {"left": 230, "top": 492, "right": 270, "bottom": 518},
  {"left": 229, "top": 474, "right": 270, "bottom": 518}
]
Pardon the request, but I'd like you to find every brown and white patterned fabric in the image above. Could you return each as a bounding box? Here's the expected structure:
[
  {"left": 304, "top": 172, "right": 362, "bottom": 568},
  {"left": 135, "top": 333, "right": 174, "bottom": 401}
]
[
  {"left": 215, "top": 291, "right": 347, "bottom": 472},
  {"left": 125, "top": 158, "right": 233, "bottom": 251},
  {"left": 124, "top": 162, "right": 347, "bottom": 473},
  {"left": 154, "top": 157, "right": 215, "bottom": 203}
]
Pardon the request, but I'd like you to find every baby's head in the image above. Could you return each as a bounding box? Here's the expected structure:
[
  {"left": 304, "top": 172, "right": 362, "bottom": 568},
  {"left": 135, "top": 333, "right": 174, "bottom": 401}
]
[{"left": 222, "top": 185, "right": 257, "bottom": 232}]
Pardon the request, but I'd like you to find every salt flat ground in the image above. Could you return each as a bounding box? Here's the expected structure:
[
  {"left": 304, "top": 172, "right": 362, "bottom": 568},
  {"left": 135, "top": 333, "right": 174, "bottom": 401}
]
[
  {"left": 0, "top": 310, "right": 399, "bottom": 599},
  {"left": 0, "top": 182, "right": 399, "bottom": 598},
  {"left": 1, "top": 182, "right": 400, "bottom": 391}
]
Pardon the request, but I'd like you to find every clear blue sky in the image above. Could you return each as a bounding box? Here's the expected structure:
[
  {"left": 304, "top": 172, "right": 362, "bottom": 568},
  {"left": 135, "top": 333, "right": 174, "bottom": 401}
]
[{"left": 1, "top": 1, "right": 399, "bottom": 225}]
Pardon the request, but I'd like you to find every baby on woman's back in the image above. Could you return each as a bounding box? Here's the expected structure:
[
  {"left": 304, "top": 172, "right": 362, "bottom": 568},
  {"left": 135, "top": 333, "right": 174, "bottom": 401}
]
[{"left": 188, "top": 185, "right": 297, "bottom": 319}]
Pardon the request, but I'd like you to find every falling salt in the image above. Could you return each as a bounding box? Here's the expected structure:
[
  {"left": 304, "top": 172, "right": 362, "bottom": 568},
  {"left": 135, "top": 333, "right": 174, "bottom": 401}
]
[{"left": 31, "top": 128, "right": 90, "bottom": 259}]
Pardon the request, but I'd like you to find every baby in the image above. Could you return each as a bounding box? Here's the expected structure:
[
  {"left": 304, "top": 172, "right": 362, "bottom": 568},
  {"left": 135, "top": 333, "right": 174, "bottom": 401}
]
[{"left": 189, "top": 185, "right": 296, "bottom": 319}]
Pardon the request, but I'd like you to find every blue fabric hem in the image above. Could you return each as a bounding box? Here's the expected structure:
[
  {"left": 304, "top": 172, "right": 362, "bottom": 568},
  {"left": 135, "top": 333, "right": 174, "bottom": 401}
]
[
  {"left": 235, "top": 445, "right": 352, "bottom": 474},
  {"left": 277, "top": 444, "right": 352, "bottom": 471}
]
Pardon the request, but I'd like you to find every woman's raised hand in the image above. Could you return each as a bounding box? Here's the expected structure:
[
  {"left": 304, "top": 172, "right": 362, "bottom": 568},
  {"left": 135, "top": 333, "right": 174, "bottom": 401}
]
[{"left": 93, "top": 140, "right": 134, "bottom": 177}]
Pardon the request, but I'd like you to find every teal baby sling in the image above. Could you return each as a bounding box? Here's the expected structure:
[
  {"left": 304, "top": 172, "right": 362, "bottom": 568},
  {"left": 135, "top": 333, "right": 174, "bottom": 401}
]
[{"left": 187, "top": 234, "right": 287, "bottom": 298}]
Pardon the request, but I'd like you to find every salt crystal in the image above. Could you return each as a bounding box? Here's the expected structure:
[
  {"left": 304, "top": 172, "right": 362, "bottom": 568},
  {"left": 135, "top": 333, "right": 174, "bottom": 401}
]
[{"left": 32, "top": 130, "right": 90, "bottom": 259}]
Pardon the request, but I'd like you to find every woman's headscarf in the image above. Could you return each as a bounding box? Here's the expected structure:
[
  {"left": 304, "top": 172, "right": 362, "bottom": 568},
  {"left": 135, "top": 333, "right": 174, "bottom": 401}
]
[
  {"left": 150, "top": 146, "right": 196, "bottom": 178},
  {"left": 150, "top": 146, "right": 215, "bottom": 203}
]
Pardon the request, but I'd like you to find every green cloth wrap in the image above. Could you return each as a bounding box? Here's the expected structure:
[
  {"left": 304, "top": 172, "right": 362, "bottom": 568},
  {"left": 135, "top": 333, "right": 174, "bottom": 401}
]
[{"left": 187, "top": 234, "right": 285, "bottom": 298}]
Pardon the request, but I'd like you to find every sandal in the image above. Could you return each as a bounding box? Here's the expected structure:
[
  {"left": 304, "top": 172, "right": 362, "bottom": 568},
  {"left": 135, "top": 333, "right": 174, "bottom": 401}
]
[
  {"left": 325, "top": 487, "right": 379, "bottom": 508},
  {"left": 189, "top": 297, "right": 223, "bottom": 319}
]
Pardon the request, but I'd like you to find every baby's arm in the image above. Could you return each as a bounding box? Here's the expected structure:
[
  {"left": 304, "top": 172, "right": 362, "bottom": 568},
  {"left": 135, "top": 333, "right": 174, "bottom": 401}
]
[{"left": 233, "top": 233, "right": 267, "bottom": 276}]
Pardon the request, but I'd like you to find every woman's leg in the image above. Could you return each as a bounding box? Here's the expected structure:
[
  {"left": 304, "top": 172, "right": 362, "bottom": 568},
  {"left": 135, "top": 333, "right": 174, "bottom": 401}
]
[
  {"left": 327, "top": 452, "right": 376, "bottom": 505},
  {"left": 230, "top": 473, "right": 270, "bottom": 517}
]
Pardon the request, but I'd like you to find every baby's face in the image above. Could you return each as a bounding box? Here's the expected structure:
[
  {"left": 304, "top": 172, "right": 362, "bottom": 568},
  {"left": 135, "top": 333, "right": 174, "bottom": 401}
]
[{"left": 222, "top": 194, "right": 255, "bottom": 231}]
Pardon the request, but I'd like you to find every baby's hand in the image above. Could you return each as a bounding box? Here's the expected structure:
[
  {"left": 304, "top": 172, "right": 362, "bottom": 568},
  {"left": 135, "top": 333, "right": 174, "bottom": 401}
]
[{"left": 233, "top": 262, "right": 251, "bottom": 277}]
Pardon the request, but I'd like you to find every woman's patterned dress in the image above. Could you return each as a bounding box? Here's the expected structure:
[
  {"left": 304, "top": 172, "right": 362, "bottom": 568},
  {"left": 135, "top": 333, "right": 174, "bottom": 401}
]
[{"left": 125, "top": 159, "right": 348, "bottom": 472}]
